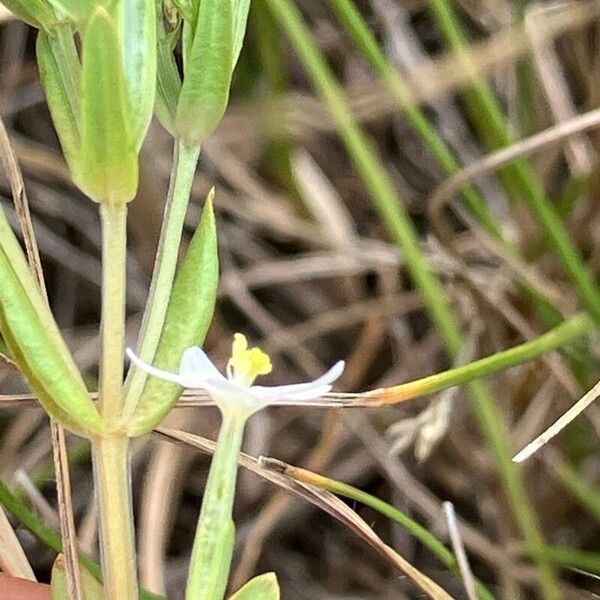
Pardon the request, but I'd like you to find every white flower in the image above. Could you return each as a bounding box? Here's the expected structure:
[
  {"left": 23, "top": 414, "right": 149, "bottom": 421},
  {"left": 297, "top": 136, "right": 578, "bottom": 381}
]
[{"left": 126, "top": 333, "right": 344, "bottom": 416}]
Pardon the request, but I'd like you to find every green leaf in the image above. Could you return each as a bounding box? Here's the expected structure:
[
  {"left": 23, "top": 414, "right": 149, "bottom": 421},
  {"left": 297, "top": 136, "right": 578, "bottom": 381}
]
[
  {"left": 51, "top": 554, "right": 103, "bottom": 600},
  {"left": 45, "top": 0, "right": 99, "bottom": 22},
  {"left": 154, "top": 0, "right": 182, "bottom": 135},
  {"left": 115, "top": 0, "right": 157, "bottom": 150},
  {"left": 172, "top": 0, "right": 194, "bottom": 22},
  {"left": 1, "top": 0, "right": 58, "bottom": 29},
  {"left": 36, "top": 26, "right": 81, "bottom": 173},
  {"left": 128, "top": 192, "right": 218, "bottom": 436},
  {"left": 175, "top": 0, "right": 234, "bottom": 146},
  {"left": 0, "top": 209, "right": 104, "bottom": 437},
  {"left": 232, "top": 0, "right": 251, "bottom": 68},
  {"left": 75, "top": 7, "right": 138, "bottom": 204},
  {"left": 228, "top": 573, "right": 280, "bottom": 600}
]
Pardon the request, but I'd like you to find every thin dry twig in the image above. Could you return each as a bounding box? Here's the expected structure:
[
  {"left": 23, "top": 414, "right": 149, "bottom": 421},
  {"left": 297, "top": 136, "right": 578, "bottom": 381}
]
[
  {"left": 513, "top": 377, "right": 600, "bottom": 463},
  {"left": 443, "top": 502, "right": 477, "bottom": 600},
  {"left": 155, "top": 427, "right": 455, "bottom": 600},
  {"left": 0, "top": 504, "right": 35, "bottom": 581}
]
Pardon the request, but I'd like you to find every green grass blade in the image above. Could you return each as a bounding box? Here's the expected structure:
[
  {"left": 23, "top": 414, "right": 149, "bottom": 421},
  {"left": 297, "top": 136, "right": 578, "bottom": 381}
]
[{"left": 265, "top": 1, "right": 560, "bottom": 596}]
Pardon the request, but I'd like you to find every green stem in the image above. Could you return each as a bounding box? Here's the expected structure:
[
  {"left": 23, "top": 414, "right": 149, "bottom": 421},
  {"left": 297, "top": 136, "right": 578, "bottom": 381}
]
[
  {"left": 327, "top": 0, "right": 564, "bottom": 329},
  {"left": 266, "top": 1, "right": 560, "bottom": 596},
  {"left": 95, "top": 203, "right": 137, "bottom": 600},
  {"left": 98, "top": 204, "right": 127, "bottom": 424},
  {"left": 378, "top": 313, "right": 591, "bottom": 403},
  {"left": 92, "top": 438, "right": 137, "bottom": 600},
  {"left": 549, "top": 454, "right": 600, "bottom": 526},
  {"left": 186, "top": 411, "right": 247, "bottom": 600},
  {"left": 298, "top": 469, "right": 494, "bottom": 600},
  {"left": 123, "top": 139, "right": 201, "bottom": 419}
]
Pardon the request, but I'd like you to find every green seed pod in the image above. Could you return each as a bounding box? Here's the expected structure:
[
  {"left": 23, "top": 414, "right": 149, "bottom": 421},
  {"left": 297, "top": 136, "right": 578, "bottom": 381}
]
[
  {"left": 0, "top": 208, "right": 104, "bottom": 437},
  {"left": 116, "top": 0, "right": 157, "bottom": 151},
  {"left": 127, "top": 192, "right": 218, "bottom": 436},
  {"left": 175, "top": 0, "right": 234, "bottom": 146}
]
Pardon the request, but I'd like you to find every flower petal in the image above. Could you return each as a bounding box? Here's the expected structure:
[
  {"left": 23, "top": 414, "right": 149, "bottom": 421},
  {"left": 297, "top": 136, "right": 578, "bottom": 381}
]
[
  {"left": 250, "top": 360, "right": 344, "bottom": 401},
  {"left": 126, "top": 348, "right": 185, "bottom": 386},
  {"left": 203, "top": 377, "right": 264, "bottom": 411},
  {"left": 179, "top": 347, "right": 225, "bottom": 387}
]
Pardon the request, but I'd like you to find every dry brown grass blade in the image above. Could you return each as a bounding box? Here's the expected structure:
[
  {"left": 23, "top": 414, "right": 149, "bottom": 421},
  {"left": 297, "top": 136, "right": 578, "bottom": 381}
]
[
  {"left": 154, "top": 427, "right": 455, "bottom": 600},
  {"left": 429, "top": 106, "right": 600, "bottom": 218},
  {"left": 0, "top": 504, "right": 36, "bottom": 581},
  {"left": 0, "top": 118, "right": 83, "bottom": 599},
  {"left": 513, "top": 377, "right": 600, "bottom": 463}
]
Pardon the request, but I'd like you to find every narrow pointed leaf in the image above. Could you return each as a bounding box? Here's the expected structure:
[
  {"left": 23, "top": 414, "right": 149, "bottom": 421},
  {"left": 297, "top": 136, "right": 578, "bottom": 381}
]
[
  {"left": 128, "top": 193, "right": 218, "bottom": 436},
  {"left": 154, "top": 0, "right": 181, "bottom": 134},
  {"left": 176, "top": 0, "right": 234, "bottom": 145},
  {"left": 232, "top": 0, "right": 251, "bottom": 67},
  {"left": 0, "top": 209, "right": 104, "bottom": 436},
  {"left": 228, "top": 573, "right": 280, "bottom": 600},
  {"left": 75, "top": 7, "right": 138, "bottom": 204},
  {"left": 45, "top": 0, "right": 97, "bottom": 21},
  {"left": 36, "top": 27, "right": 81, "bottom": 173},
  {"left": 1, "top": 0, "right": 57, "bottom": 29}
]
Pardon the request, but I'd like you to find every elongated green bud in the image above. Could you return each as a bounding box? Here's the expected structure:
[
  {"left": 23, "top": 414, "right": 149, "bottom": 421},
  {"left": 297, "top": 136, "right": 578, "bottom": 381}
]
[
  {"left": 0, "top": 208, "right": 104, "bottom": 437},
  {"left": 75, "top": 7, "right": 138, "bottom": 204},
  {"left": 175, "top": 0, "right": 234, "bottom": 145},
  {"left": 127, "top": 191, "right": 218, "bottom": 436}
]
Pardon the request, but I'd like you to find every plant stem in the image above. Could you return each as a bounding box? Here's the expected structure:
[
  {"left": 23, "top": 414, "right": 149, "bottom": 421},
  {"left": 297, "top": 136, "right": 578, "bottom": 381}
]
[
  {"left": 371, "top": 313, "right": 592, "bottom": 404},
  {"left": 123, "top": 139, "right": 201, "bottom": 419},
  {"left": 95, "top": 203, "right": 137, "bottom": 600},
  {"left": 98, "top": 203, "right": 127, "bottom": 424},
  {"left": 266, "top": 1, "right": 560, "bottom": 596},
  {"left": 186, "top": 411, "right": 247, "bottom": 600},
  {"left": 92, "top": 437, "right": 137, "bottom": 600}
]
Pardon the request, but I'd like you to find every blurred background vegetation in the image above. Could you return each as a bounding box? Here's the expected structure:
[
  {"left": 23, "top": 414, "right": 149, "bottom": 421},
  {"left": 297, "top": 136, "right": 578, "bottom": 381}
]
[{"left": 1, "top": 0, "right": 600, "bottom": 597}]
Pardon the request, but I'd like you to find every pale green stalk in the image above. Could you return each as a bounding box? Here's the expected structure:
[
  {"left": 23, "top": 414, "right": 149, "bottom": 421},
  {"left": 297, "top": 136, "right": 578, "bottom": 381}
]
[
  {"left": 265, "top": 1, "right": 560, "bottom": 596},
  {"left": 93, "top": 203, "right": 138, "bottom": 600},
  {"left": 186, "top": 410, "right": 247, "bottom": 600},
  {"left": 549, "top": 454, "right": 600, "bottom": 526},
  {"left": 123, "top": 139, "right": 201, "bottom": 418},
  {"left": 378, "top": 313, "right": 591, "bottom": 403}
]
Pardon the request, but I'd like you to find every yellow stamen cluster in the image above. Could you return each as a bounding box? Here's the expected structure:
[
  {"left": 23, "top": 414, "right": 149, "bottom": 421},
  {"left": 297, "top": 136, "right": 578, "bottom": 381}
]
[{"left": 228, "top": 333, "right": 272, "bottom": 385}]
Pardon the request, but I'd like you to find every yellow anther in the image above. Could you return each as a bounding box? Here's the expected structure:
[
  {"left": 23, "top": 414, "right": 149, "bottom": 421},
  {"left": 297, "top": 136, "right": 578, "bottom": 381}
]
[{"left": 228, "top": 333, "right": 272, "bottom": 385}]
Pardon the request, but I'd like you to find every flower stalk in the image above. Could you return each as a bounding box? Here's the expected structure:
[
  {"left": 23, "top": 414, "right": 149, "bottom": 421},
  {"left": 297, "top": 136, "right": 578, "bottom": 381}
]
[
  {"left": 123, "top": 139, "right": 201, "bottom": 419},
  {"left": 94, "top": 202, "right": 138, "bottom": 600},
  {"left": 185, "top": 410, "right": 247, "bottom": 600}
]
